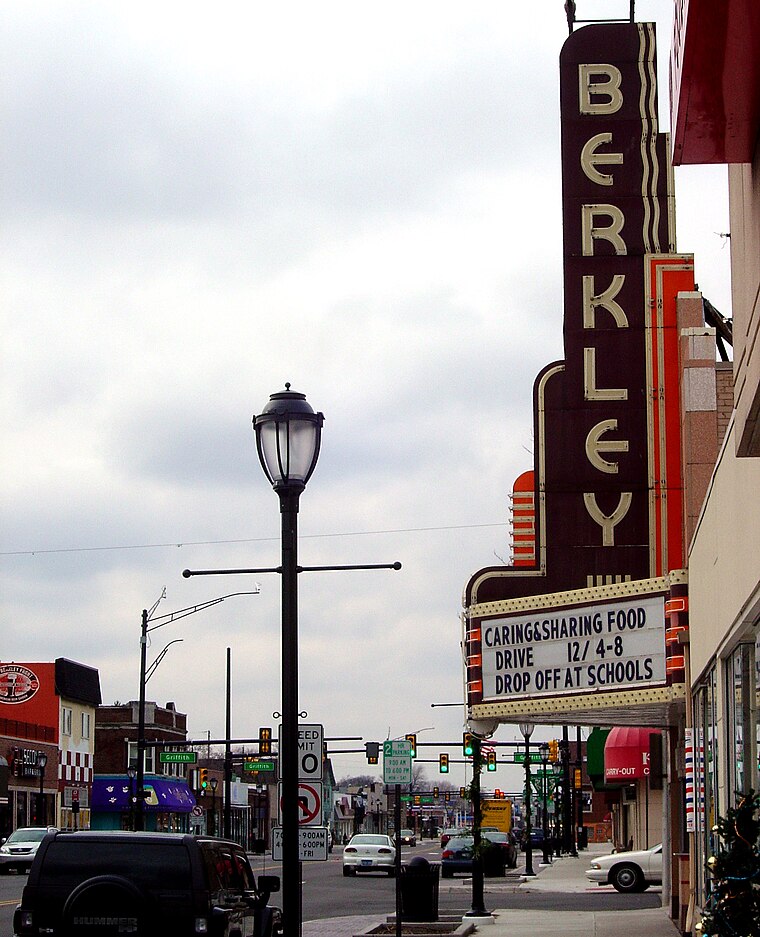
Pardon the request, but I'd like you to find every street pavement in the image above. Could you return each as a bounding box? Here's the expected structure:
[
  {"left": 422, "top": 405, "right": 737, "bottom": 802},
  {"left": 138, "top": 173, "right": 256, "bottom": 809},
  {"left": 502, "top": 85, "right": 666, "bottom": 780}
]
[{"left": 302, "top": 842, "right": 682, "bottom": 937}]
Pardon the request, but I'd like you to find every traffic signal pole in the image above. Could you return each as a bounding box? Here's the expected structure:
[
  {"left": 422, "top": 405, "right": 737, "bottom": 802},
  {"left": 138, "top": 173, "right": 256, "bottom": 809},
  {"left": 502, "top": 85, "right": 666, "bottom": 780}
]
[{"left": 465, "top": 737, "right": 488, "bottom": 919}]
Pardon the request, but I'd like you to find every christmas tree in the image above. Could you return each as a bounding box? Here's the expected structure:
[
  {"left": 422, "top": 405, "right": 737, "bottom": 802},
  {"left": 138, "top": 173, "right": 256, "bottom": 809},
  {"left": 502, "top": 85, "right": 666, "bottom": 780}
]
[{"left": 696, "top": 790, "right": 760, "bottom": 936}]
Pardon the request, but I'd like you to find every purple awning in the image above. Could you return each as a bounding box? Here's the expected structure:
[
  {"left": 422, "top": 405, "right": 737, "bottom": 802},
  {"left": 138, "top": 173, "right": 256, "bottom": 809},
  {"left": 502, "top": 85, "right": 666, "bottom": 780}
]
[{"left": 92, "top": 775, "right": 196, "bottom": 812}]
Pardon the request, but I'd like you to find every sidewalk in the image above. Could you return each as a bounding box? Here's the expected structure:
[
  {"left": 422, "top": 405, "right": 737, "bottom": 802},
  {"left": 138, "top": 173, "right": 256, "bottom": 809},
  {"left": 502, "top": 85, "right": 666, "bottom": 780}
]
[
  {"left": 486, "top": 843, "right": 681, "bottom": 937},
  {"left": 302, "top": 843, "right": 682, "bottom": 937}
]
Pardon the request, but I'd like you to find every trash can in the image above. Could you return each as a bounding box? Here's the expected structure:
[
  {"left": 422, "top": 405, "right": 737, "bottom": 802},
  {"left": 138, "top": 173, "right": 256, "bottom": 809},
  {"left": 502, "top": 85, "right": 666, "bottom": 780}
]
[{"left": 400, "top": 856, "right": 439, "bottom": 922}]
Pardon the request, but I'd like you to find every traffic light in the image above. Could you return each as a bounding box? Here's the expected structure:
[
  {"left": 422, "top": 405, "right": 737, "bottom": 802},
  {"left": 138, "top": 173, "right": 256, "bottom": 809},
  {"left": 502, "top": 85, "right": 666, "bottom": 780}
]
[
  {"left": 463, "top": 732, "right": 474, "bottom": 756},
  {"left": 548, "top": 739, "right": 559, "bottom": 762},
  {"left": 445, "top": 791, "right": 450, "bottom": 803},
  {"left": 259, "top": 727, "right": 272, "bottom": 756},
  {"left": 495, "top": 788, "right": 502, "bottom": 798},
  {"left": 459, "top": 787, "right": 467, "bottom": 798},
  {"left": 199, "top": 767, "right": 209, "bottom": 791},
  {"left": 439, "top": 753, "right": 449, "bottom": 773},
  {"left": 486, "top": 750, "right": 497, "bottom": 771},
  {"left": 405, "top": 734, "right": 417, "bottom": 758},
  {"left": 433, "top": 786, "right": 439, "bottom": 798},
  {"left": 365, "top": 742, "right": 380, "bottom": 765}
]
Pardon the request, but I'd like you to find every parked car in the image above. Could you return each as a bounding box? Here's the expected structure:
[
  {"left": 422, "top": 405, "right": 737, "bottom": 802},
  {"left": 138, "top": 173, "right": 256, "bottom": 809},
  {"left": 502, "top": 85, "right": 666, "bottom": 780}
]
[
  {"left": 441, "top": 832, "right": 514, "bottom": 878},
  {"left": 520, "top": 828, "right": 545, "bottom": 850},
  {"left": 585, "top": 842, "right": 663, "bottom": 893},
  {"left": 482, "top": 830, "right": 518, "bottom": 869},
  {"left": 398, "top": 829, "right": 416, "bottom": 847},
  {"left": 0, "top": 828, "right": 57, "bottom": 874},
  {"left": 440, "top": 827, "right": 469, "bottom": 848},
  {"left": 342, "top": 833, "right": 396, "bottom": 876},
  {"left": 12, "top": 830, "right": 282, "bottom": 936}
]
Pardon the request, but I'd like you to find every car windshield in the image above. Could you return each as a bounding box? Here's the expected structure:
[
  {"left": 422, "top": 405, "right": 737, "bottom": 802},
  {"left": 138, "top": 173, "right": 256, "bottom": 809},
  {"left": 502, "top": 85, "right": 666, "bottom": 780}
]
[
  {"left": 350, "top": 835, "right": 389, "bottom": 846},
  {"left": 7, "top": 829, "right": 48, "bottom": 843},
  {"left": 400, "top": 830, "right": 413, "bottom": 836}
]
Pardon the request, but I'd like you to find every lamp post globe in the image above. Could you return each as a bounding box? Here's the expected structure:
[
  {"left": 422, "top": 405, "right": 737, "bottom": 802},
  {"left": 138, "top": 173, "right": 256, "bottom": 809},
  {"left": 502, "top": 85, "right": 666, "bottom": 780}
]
[
  {"left": 253, "top": 385, "right": 323, "bottom": 937},
  {"left": 253, "top": 385, "right": 324, "bottom": 494}
]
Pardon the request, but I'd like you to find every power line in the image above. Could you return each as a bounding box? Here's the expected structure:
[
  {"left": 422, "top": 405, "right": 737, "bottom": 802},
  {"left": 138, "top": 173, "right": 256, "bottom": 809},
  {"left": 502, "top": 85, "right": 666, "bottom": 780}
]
[{"left": 1, "top": 522, "right": 506, "bottom": 558}]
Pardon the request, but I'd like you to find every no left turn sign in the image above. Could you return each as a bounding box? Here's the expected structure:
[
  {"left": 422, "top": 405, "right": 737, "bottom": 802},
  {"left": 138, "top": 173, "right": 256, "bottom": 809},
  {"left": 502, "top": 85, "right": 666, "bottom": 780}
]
[{"left": 278, "top": 781, "right": 323, "bottom": 826}]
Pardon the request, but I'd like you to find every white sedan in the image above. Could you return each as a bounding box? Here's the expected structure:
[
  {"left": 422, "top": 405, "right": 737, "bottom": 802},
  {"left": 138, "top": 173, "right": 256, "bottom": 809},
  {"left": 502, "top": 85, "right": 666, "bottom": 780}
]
[
  {"left": 342, "top": 833, "right": 396, "bottom": 876},
  {"left": 586, "top": 843, "right": 663, "bottom": 892}
]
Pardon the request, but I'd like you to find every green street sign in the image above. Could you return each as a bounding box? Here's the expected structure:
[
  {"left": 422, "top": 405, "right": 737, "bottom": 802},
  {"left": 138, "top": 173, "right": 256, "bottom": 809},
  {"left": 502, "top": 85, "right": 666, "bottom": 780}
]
[
  {"left": 244, "top": 759, "right": 276, "bottom": 772},
  {"left": 400, "top": 795, "right": 434, "bottom": 804},
  {"left": 513, "top": 752, "right": 543, "bottom": 764},
  {"left": 159, "top": 751, "right": 197, "bottom": 764}
]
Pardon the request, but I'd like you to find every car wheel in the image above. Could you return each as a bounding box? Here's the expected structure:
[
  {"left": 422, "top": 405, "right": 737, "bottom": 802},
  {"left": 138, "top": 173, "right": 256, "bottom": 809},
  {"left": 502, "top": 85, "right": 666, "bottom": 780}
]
[
  {"left": 442, "top": 870, "right": 453, "bottom": 879},
  {"left": 611, "top": 863, "right": 644, "bottom": 893},
  {"left": 342, "top": 866, "right": 354, "bottom": 877},
  {"left": 387, "top": 868, "right": 396, "bottom": 877}
]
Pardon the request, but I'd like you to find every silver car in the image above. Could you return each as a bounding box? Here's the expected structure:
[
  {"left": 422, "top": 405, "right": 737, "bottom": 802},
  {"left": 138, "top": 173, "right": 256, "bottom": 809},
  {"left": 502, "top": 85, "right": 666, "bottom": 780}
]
[
  {"left": 342, "top": 833, "right": 396, "bottom": 876},
  {"left": 0, "top": 827, "right": 57, "bottom": 873},
  {"left": 586, "top": 843, "right": 663, "bottom": 892}
]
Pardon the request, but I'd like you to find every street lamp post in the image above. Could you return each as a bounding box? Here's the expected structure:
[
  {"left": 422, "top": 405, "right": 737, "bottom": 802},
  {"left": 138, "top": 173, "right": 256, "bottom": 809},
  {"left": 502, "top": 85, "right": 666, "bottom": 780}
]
[
  {"left": 127, "top": 765, "right": 137, "bottom": 831},
  {"left": 539, "top": 742, "right": 551, "bottom": 864},
  {"left": 519, "top": 722, "right": 535, "bottom": 876},
  {"left": 552, "top": 761, "right": 563, "bottom": 856},
  {"left": 210, "top": 778, "right": 218, "bottom": 836},
  {"left": 135, "top": 590, "right": 259, "bottom": 832},
  {"left": 254, "top": 385, "right": 324, "bottom": 937},
  {"left": 36, "top": 753, "right": 47, "bottom": 825}
]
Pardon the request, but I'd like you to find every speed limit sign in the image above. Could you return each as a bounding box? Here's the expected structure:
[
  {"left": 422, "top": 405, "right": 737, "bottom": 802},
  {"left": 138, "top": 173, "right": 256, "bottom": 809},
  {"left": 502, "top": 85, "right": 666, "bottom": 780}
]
[{"left": 279, "top": 723, "right": 323, "bottom": 780}]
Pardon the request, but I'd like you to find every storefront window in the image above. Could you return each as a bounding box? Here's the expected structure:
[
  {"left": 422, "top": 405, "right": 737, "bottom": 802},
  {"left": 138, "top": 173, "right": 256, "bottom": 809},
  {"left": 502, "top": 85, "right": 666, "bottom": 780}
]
[{"left": 726, "top": 643, "right": 755, "bottom": 802}]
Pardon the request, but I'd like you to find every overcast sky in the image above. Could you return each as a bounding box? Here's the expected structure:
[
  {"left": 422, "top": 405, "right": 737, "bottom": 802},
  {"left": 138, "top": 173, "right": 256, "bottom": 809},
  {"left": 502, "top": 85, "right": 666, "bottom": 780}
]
[{"left": 1, "top": 1, "right": 731, "bottom": 791}]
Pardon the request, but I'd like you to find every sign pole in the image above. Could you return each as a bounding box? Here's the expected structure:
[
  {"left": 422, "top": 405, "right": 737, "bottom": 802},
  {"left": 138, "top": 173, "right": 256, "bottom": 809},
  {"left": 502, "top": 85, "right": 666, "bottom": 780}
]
[{"left": 395, "top": 783, "right": 402, "bottom": 937}]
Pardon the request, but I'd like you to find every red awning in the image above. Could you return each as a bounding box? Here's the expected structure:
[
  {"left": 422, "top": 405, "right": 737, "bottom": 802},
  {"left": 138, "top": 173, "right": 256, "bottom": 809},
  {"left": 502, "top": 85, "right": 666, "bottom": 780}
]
[{"left": 604, "top": 727, "right": 660, "bottom": 782}]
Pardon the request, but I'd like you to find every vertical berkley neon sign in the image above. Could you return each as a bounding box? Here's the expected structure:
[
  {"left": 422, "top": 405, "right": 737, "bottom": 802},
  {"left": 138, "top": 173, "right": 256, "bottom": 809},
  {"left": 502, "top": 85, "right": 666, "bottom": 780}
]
[{"left": 464, "top": 23, "right": 694, "bottom": 706}]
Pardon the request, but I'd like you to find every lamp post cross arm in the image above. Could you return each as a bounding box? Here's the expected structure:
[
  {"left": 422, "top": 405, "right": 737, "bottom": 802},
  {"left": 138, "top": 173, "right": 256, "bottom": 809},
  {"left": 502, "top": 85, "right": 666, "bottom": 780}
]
[{"left": 183, "top": 562, "right": 401, "bottom": 577}]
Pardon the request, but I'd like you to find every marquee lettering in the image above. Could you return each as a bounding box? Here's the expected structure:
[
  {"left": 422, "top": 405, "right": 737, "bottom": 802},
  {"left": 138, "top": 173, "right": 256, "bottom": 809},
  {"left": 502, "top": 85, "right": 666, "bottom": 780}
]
[
  {"left": 581, "top": 204, "right": 627, "bottom": 256},
  {"left": 583, "top": 492, "right": 632, "bottom": 546},
  {"left": 578, "top": 64, "right": 623, "bottom": 114},
  {"left": 580, "top": 133, "right": 624, "bottom": 185}
]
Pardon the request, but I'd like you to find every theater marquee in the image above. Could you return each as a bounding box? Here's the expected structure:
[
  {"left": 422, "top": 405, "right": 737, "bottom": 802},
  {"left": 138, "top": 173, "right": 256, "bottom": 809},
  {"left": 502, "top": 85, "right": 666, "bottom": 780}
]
[
  {"left": 481, "top": 592, "right": 666, "bottom": 700},
  {"left": 463, "top": 20, "right": 692, "bottom": 728}
]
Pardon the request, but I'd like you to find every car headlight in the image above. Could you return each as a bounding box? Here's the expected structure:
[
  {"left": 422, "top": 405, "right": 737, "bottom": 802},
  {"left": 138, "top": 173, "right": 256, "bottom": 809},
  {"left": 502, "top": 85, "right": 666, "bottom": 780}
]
[
  {"left": 590, "top": 862, "right": 601, "bottom": 870},
  {"left": 0, "top": 846, "right": 9, "bottom": 855}
]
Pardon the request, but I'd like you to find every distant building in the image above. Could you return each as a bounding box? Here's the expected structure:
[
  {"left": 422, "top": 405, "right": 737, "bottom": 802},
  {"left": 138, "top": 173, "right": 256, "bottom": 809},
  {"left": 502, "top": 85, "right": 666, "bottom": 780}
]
[
  {"left": 93, "top": 700, "right": 195, "bottom": 832},
  {"left": 0, "top": 658, "right": 101, "bottom": 835}
]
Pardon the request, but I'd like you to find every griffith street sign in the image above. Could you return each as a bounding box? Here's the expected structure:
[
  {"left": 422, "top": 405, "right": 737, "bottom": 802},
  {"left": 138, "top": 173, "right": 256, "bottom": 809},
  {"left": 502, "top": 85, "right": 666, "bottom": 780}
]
[
  {"left": 513, "top": 752, "right": 543, "bottom": 764},
  {"left": 383, "top": 739, "right": 412, "bottom": 785},
  {"left": 159, "top": 751, "right": 197, "bottom": 764},
  {"left": 271, "top": 827, "right": 329, "bottom": 861},
  {"left": 243, "top": 759, "right": 276, "bottom": 772}
]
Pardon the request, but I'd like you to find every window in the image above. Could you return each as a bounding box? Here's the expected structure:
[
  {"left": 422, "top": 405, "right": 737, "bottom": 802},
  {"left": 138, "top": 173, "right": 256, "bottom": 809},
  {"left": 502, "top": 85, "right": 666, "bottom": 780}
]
[
  {"left": 62, "top": 707, "right": 72, "bottom": 737},
  {"left": 127, "top": 742, "right": 154, "bottom": 774},
  {"left": 726, "top": 643, "right": 755, "bottom": 802},
  {"left": 81, "top": 712, "right": 90, "bottom": 739}
]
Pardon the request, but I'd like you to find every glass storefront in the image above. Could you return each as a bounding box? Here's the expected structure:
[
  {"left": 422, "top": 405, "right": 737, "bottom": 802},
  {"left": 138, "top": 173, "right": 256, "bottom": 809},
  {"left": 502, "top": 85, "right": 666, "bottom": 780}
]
[{"left": 725, "top": 642, "right": 757, "bottom": 803}]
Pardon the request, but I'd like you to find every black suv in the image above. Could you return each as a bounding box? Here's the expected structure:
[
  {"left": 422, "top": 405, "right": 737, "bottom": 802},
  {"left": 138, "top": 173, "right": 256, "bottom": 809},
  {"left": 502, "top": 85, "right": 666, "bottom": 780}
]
[{"left": 13, "top": 830, "right": 282, "bottom": 937}]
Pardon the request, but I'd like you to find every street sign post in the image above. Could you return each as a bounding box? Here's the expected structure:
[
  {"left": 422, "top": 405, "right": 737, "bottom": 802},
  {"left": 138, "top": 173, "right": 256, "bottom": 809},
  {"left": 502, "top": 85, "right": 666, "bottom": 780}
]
[
  {"left": 383, "top": 740, "right": 412, "bottom": 785},
  {"left": 271, "top": 827, "right": 329, "bottom": 861}
]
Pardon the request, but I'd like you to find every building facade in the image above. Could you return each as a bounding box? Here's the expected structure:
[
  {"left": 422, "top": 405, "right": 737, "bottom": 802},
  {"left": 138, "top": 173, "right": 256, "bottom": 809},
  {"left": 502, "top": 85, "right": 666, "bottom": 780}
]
[
  {"left": 93, "top": 700, "right": 195, "bottom": 832},
  {"left": 669, "top": 0, "right": 760, "bottom": 929},
  {"left": 0, "top": 659, "right": 101, "bottom": 836}
]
